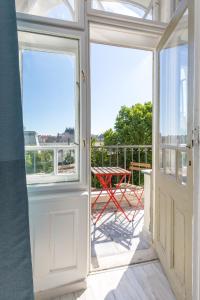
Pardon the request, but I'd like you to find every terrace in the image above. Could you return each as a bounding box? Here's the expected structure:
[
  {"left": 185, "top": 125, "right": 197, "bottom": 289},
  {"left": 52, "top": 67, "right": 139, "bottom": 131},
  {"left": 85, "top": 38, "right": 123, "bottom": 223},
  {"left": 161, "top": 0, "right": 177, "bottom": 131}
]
[
  {"left": 25, "top": 142, "right": 154, "bottom": 271},
  {"left": 90, "top": 144, "right": 154, "bottom": 270}
]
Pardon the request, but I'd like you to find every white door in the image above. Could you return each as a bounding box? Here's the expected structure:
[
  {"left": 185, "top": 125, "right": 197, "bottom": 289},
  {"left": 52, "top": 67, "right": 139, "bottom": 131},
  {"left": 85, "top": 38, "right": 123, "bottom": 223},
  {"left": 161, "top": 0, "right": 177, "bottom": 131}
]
[
  {"left": 18, "top": 30, "right": 89, "bottom": 294},
  {"left": 154, "top": 3, "right": 193, "bottom": 300}
]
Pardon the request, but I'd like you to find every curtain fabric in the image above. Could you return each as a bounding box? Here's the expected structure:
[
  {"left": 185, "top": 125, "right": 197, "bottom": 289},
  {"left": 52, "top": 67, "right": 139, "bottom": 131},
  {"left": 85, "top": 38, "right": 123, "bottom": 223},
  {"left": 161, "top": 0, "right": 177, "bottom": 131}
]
[{"left": 0, "top": 1, "right": 34, "bottom": 299}]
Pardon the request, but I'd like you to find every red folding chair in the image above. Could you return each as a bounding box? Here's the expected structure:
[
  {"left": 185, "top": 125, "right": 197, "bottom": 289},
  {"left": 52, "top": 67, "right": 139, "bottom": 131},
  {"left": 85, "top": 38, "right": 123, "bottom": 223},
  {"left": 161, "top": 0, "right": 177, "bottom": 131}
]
[{"left": 129, "top": 162, "right": 151, "bottom": 209}]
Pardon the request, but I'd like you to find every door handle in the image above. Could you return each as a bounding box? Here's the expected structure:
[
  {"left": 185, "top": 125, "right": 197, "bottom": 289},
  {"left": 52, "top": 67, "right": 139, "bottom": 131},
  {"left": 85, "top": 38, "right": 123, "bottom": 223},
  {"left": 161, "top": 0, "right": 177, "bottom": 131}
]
[{"left": 186, "top": 144, "right": 192, "bottom": 149}]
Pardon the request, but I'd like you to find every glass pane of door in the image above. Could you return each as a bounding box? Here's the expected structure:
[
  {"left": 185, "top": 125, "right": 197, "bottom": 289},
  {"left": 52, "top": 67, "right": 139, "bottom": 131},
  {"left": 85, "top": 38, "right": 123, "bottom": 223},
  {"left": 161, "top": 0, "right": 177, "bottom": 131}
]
[
  {"left": 165, "top": 149, "right": 176, "bottom": 176},
  {"left": 178, "top": 150, "right": 187, "bottom": 185},
  {"left": 159, "top": 10, "right": 188, "bottom": 181}
]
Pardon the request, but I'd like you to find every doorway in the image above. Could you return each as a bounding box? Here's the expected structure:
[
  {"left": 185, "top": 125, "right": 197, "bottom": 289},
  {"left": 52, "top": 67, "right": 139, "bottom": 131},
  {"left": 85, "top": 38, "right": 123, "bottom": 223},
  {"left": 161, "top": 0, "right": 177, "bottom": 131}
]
[
  {"left": 15, "top": 1, "right": 195, "bottom": 299},
  {"left": 90, "top": 42, "right": 156, "bottom": 271}
]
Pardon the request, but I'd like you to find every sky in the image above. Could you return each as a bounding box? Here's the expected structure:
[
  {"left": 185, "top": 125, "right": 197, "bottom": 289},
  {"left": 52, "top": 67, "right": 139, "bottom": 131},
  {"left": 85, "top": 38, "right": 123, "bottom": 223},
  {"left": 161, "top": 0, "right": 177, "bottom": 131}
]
[
  {"left": 23, "top": 50, "right": 76, "bottom": 135},
  {"left": 160, "top": 44, "right": 188, "bottom": 141},
  {"left": 22, "top": 43, "right": 153, "bottom": 136},
  {"left": 91, "top": 43, "right": 153, "bottom": 134}
]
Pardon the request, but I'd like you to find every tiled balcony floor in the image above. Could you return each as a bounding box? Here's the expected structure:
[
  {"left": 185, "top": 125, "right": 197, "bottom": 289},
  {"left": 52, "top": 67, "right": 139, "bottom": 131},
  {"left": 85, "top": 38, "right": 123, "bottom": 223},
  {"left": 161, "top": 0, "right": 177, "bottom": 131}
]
[
  {"left": 53, "top": 261, "right": 176, "bottom": 300},
  {"left": 91, "top": 207, "right": 157, "bottom": 271}
]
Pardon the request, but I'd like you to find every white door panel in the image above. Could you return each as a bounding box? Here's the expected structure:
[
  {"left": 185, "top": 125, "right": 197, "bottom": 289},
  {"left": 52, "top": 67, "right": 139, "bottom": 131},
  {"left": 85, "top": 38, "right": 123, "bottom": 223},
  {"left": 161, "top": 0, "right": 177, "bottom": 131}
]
[
  {"left": 29, "top": 191, "right": 88, "bottom": 292},
  {"left": 154, "top": 3, "right": 193, "bottom": 300}
]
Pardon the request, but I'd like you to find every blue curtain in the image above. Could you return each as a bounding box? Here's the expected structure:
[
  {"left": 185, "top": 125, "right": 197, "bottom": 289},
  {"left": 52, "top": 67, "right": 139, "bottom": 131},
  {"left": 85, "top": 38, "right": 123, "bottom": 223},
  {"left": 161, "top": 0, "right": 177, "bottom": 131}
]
[{"left": 0, "top": 1, "right": 34, "bottom": 299}]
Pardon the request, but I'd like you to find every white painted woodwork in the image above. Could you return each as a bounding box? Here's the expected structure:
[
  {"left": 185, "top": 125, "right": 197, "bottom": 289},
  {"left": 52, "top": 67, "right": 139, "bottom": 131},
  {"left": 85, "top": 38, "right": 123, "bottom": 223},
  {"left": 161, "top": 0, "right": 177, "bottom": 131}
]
[
  {"left": 143, "top": 170, "right": 152, "bottom": 233},
  {"left": 90, "top": 23, "right": 162, "bottom": 50},
  {"left": 29, "top": 191, "right": 89, "bottom": 294},
  {"left": 15, "top": 1, "right": 200, "bottom": 299},
  {"left": 16, "top": 0, "right": 85, "bottom": 30},
  {"left": 192, "top": 0, "right": 200, "bottom": 299},
  {"left": 53, "top": 261, "right": 176, "bottom": 300},
  {"left": 154, "top": 183, "right": 192, "bottom": 299},
  {"left": 159, "top": 0, "right": 174, "bottom": 23},
  {"left": 154, "top": 2, "right": 193, "bottom": 299},
  {"left": 17, "top": 12, "right": 90, "bottom": 296}
]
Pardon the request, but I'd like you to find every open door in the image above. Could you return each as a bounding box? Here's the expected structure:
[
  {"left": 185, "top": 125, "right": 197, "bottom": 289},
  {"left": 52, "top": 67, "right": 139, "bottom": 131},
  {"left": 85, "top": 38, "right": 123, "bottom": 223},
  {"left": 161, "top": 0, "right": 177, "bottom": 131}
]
[
  {"left": 18, "top": 28, "right": 89, "bottom": 297},
  {"left": 154, "top": 2, "right": 193, "bottom": 300}
]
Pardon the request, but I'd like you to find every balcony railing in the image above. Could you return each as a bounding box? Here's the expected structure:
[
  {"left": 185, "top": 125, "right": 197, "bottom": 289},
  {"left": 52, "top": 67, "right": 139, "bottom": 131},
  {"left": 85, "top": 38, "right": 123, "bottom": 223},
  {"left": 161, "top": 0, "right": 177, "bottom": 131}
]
[
  {"left": 25, "top": 144, "right": 152, "bottom": 185},
  {"left": 25, "top": 144, "right": 79, "bottom": 184},
  {"left": 91, "top": 145, "right": 152, "bottom": 187}
]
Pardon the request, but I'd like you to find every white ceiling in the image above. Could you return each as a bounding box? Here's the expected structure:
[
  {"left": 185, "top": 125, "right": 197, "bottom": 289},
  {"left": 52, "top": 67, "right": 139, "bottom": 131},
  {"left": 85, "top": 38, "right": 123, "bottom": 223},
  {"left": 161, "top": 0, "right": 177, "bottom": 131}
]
[{"left": 90, "top": 22, "right": 162, "bottom": 50}]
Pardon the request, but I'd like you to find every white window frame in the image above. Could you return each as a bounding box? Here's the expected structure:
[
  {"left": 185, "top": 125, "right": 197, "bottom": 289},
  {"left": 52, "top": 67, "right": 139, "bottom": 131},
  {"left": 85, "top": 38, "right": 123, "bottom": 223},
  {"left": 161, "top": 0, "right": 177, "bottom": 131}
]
[
  {"left": 17, "top": 19, "right": 89, "bottom": 192},
  {"left": 87, "top": 0, "right": 163, "bottom": 24},
  {"left": 19, "top": 31, "right": 80, "bottom": 185},
  {"left": 16, "top": 0, "right": 85, "bottom": 30}
]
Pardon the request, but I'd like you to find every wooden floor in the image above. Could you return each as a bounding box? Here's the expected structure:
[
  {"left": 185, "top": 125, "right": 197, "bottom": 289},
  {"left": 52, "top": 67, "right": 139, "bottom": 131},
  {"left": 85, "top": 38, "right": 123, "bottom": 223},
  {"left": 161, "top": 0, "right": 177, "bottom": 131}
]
[
  {"left": 91, "top": 208, "right": 157, "bottom": 270},
  {"left": 53, "top": 261, "right": 176, "bottom": 300}
]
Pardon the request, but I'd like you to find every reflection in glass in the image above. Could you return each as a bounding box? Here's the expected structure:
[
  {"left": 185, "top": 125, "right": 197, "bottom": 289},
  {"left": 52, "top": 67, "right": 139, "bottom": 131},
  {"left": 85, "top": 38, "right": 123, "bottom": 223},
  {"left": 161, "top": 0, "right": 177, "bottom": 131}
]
[
  {"left": 159, "top": 11, "right": 188, "bottom": 146},
  {"left": 175, "top": 0, "right": 182, "bottom": 10},
  {"left": 16, "top": 0, "right": 76, "bottom": 22},
  {"left": 165, "top": 149, "right": 176, "bottom": 176},
  {"left": 178, "top": 151, "right": 187, "bottom": 185},
  {"left": 145, "top": 8, "right": 153, "bottom": 20},
  {"left": 160, "top": 148, "right": 164, "bottom": 171},
  {"left": 159, "top": 10, "right": 189, "bottom": 183},
  {"left": 92, "top": 0, "right": 152, "bottom": 20},
  {"left": 25, "top": 150, "right": 54, "bottom": 175},
  {"left": 19, "top": 32, "right": 79, "bottom": 182},
  {"left": 58, "top": 149, "right": 76, "bottom": 175}
]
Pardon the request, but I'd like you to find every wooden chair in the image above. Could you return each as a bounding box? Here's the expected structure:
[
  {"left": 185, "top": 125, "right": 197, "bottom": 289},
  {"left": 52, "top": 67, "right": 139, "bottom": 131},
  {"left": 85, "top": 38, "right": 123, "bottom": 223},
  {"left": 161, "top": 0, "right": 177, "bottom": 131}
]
[
  {"left": 129, "top": 162, "right": 151, "bottom": 209},
  {"left": 129, "top": 162, "right": 151, "bottom": 173}
]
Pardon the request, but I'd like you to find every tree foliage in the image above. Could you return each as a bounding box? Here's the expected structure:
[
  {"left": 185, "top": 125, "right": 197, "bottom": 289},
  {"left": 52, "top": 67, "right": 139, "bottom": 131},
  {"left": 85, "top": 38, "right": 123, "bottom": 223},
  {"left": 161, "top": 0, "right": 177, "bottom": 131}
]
[
  {"left": 25, "top": 151, "right": 53, "bottom": 174},
  {"left": 104, "top": 102, "right": 152, "bottom": 145},
  {"left": 91, "top": 102, "right": 152, "bottom": 187}
]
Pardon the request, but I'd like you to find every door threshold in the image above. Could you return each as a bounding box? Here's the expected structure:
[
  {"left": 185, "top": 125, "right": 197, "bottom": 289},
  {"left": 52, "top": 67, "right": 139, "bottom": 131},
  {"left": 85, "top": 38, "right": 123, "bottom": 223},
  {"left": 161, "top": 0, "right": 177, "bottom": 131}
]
[{"left": 90, "top": 247, "right": 158, "bottom": 273}]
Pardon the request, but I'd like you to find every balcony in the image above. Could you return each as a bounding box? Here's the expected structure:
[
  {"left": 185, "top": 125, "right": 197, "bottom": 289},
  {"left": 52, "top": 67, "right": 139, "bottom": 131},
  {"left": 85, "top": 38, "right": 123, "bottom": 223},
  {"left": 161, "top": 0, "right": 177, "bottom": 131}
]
[
  {"left": 90, "top": 145, "right": 155, "bottom": 271},
  {"left": 25, "top": 143, "right": 155, "bottom": 270}
]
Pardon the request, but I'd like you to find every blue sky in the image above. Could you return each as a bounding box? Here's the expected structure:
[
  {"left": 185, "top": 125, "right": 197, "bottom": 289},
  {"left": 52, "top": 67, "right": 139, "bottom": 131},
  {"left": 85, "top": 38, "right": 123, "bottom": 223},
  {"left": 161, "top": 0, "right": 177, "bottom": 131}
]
[
  {"left": 91, "top": 44, "right": 152, "bottom": 134},
  {"left": 23, "top": 50, "right": 76, "bottom": 135},
  {"left": 22, "top": 44, "right": 152, "bottom": 136}
]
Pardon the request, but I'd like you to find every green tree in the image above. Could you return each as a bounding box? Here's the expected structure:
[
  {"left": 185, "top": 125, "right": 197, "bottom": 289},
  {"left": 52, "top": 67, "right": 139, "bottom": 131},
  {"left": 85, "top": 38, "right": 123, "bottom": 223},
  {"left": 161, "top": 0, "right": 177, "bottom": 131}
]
[
  {"left": 104, "top": 102, "right": 152, "bottom": 146},
  {"left": 25, "top": 150, "right": 53, "bottom": 174},
  {"left": 103, "top": 129, "right": 119, "bottom": 146},
  {"left": 91, "top": 102, "right": 152, "bottom": 187}
]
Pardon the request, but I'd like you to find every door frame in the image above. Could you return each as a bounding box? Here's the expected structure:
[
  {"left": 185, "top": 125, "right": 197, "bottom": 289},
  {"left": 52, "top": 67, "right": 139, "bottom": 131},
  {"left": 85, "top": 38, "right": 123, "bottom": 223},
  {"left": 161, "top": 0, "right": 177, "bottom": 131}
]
[
  {"left": 153, "top": 0, "right": 196, "bottom": 299},
  {"left": 17, "top": 11, "right": 91, "bottom": 295},
  {"left": 87, "top": 19, "right": 164, "bottom": 272},
  {"left": 16, "top": 1, "right": 200, "bottom": 298},
  {"left": 16, "top": 5, "right": 165, "bottom": 284},
  {"left": 192, "top": 0, "right": 200, "bottom": 299}
]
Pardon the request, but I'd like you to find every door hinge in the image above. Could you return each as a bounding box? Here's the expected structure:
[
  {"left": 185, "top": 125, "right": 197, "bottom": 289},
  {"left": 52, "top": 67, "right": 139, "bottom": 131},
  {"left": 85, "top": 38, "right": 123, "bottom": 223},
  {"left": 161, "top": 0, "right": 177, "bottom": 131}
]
[{"left": 192, "top": 126, "right": 200, "bottom": 147}]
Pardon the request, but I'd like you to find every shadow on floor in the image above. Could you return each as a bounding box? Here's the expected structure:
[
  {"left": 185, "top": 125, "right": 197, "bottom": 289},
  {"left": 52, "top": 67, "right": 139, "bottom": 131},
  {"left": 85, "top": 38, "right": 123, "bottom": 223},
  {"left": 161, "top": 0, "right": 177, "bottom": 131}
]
[
  {"left": 65, "top": 262, "right": 176, "bottom": 300},
  {"left": 91, "top": 208, "right": 155, "bottom": 271}
]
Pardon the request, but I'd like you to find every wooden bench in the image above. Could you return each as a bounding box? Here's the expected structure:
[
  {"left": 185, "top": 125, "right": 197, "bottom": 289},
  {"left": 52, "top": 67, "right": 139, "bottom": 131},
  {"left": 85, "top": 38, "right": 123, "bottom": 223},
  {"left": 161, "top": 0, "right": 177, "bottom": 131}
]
[{"left": 129, "top": 162, "right": 151, "bottom": 172}]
